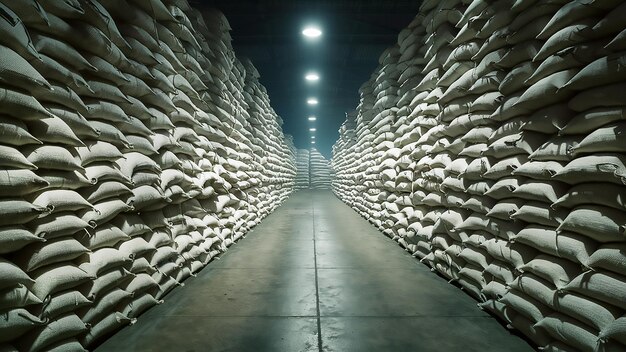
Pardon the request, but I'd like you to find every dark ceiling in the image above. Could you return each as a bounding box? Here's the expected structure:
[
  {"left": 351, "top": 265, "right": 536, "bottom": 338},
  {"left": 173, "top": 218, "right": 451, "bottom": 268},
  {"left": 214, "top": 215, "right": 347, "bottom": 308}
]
[{"left": 192, "top": 0, "right": 422, "bottom": 158}]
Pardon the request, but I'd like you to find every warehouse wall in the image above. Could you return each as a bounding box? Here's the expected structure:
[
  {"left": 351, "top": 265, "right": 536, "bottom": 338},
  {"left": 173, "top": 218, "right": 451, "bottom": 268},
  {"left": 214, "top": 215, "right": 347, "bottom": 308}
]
[
  {"left": 332, "top": 0, "right": 626, "bottom": 350},
  {"left": 0, "top": 0, "right": 295, "bottom": 350}
]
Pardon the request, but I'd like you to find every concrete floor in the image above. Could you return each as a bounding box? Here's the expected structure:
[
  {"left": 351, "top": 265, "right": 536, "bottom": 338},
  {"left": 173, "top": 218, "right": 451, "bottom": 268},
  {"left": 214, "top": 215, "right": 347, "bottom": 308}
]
[{"left": 97, "top": 190, "right": 533, "bottom": 352}]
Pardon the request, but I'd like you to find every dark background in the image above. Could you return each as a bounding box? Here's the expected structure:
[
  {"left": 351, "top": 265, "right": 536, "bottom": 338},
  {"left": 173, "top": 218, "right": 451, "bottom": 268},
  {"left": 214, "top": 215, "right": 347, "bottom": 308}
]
[{"left": 193, "top": 0, "right": 421, "bottom": 158}]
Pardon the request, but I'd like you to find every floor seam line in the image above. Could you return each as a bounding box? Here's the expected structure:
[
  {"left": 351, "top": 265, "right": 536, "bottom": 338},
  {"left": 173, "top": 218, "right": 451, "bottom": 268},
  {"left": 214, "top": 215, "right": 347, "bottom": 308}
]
[{"left": 312, "top": 196, "right": 323, "bottom": 352}]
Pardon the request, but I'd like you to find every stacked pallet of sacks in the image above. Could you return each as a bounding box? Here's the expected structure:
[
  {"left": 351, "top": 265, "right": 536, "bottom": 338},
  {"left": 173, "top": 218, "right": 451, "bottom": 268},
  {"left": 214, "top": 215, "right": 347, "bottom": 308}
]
[
  {"left": 332, "top": 79, "right": 379, "bottom": 218},
  {"left": 332, "top": 0, "right": 626, "bottom": 350},
  {"left": 239, "top": 59, "right": 296, "bottom": 221},
  {"left": 309, "top": 148, "right": 333, "bottom": 190},
  {"left": 294, "top": 149, "right": 310, "bottom": 190},
  {"left": 0, "top": 0, "right": 295, "bottom": 350},
  {"left": 283, "top": 134, "right": 298, "bottom": 189},
  {"left": 331, "top": 113, "right": 358, "bottom": 202}
]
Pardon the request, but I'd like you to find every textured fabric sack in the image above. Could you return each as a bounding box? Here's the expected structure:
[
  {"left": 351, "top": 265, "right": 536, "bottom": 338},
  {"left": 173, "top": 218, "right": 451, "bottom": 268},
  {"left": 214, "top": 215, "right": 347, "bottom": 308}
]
[
  {"left": 11, "top": 237, "right": 89, "bottom": 272},
  {"left": 554, "top": 154, "right": 626, "bottom": 185},
  {"left": 554, "top": 292, "right": 622, "bottom": 332},
  {"left": 29, "top": 264, "right": 94, "bottom": 300},
  {"left": 564, "top": 53, "right": 626, "bottom": 91},
  {"left": 0, "top": 199, "right": 49, "bottom": 226},
  {"left": 559, "top": 106, "right": 626, "bottom": 136},
  {"left": 570, "top": 123, "right": 626, "bottom": 155},
  {"left": 0, "top": 169, "right": 48, "bottom": 196},
  {"left": 509, "top": 273, "right": 556, "bottom": 308},
  {"left": 564, "top": 270, "right": 626, "bottom": 310},
  {"left": 80, "top": 312, "right": 132, "bottom": 347},
  {"left": 0, "top": 226, "right": 45, "bottom": 254},
  {"left": 26, "top": 116, "right": 84, "bottom": 147},
  {"left": 0, "top": 3, "right": 41, "bottom": 60},
  {"left": 23, "top": 145, "right": 82, "bottom": 171},
  {"left": 30, "top": 190, "right": 93, "bottom": 213},
  {"left": 487, "top": 198, "right": 525, "bottom": 220},
  {"left": 534, "top": 313, "right": 604, "bottom": 352},
  {"left": 0, "top": 115, "right": 41, "bottom": 146},
  {"left": 586, "top": 243, "right": 626, "bottom": 275},
  {"left": 0, "top": 309, "right": 44, "bottom": 343},
  {"left": 600, "top": 315, "right": 626, "bottom": 346},
  {"left": 16, "top": 313, "right": 88, "bottom": 352},
  {"left": 0, "top": 257, "right": 34, "bottom": 290},
  {"left": 557, "top": 205, "right": 626, "bottom": 243},
  {"left": 512, "top": 225, "right": 596, "bottom": 265},
  {"left": 518, "top": 254, "right": 580, "bottom": 289},
  {"left": 500, "top": 289, "right": 551, "bottom": 323},
  {"left": 552, "top": 182, "right": 626, "bottom": 210},
  {"left": 38, "top": 290, "right": 92, "bottom": 320},
  {"left": 0, "top": 145, "right": 37, "bottom": 169},
  {"left": 28, "top": 213, "right": 91, "bottom": 240},
  {"left": 0, "top": 284, "right": 41, "bottom": 311},
  {"left": 0, "top": 44, "right": 49, "bottom": 92}
]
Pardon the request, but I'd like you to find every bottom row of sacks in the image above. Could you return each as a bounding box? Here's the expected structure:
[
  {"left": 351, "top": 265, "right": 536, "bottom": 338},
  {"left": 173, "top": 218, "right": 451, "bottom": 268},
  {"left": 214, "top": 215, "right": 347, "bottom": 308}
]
[{"left": 0, "top": 183, "right": 293, "bottom": 352}]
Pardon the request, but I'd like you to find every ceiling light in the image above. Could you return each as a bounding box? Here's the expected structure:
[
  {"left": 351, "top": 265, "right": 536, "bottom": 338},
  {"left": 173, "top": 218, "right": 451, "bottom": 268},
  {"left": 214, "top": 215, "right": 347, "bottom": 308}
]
[
  {"left": 307, "top": 98, "right": 318, "bottom": 105},
  {"left": 302, "top": 27, "right": 322, "bottom": 38},
  {"left": 308, "top": 116, "right": 317, "bottom": 121},
  {"left": 309, "top": 128, "right": 316, "bottom": 132},
  {"left": 311, "top": 136, "right": 316, "bottom": 139},
  {"left": 305, "top": 73, "right": 319, "bottom": 81},
  {"left": 311, "top": 141, "right": 316, "bottom": 144}
]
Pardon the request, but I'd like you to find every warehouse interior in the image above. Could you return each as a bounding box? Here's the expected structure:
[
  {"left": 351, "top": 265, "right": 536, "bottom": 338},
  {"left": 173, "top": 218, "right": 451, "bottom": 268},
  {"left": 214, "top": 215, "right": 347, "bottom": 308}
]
[{"left": 0, "top": 0, "right": 625, "bottom": 351}]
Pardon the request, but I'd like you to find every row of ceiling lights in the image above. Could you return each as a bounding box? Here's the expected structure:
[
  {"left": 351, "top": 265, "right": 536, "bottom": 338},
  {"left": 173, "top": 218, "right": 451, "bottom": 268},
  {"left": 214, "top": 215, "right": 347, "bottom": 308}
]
[{"left": 303, "top": 25, "right": 322, "bottom": 146}]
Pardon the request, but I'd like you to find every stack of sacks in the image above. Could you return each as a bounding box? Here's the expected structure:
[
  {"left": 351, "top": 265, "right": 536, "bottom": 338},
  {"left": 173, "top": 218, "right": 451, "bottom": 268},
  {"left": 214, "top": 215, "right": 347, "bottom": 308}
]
[
  {"left": 331, "top": 113, "right": 358, "bottom": 203},
  {"left": 0, "top": 0, "right": 295, "bottom": 350},
  {"left": 364, "top": 59, "right": 398, "bottom": 235},
  {"left": 367, "top": 46, "right": 402, "bottom": 237},
  {"left": 284, "top": 134, "right": 298, "bottom": 190},
  {"left": 469, "top": 0, "right": 567, "bottom": 342},
  {"left": 337, "top": 78, "right": 379, "bottom": 218},
  {"left": 382, "top": 18, "right": 427, "bottom": 254},
  {"left": 407, "top": 2, "right": 469, "bottom": 284},
  {"left": 331, "top": 0, "right": 626, "bottom": 350},
  {"left": 333, "top": 50, "right": 397, "bottom": 232},
  {"left": 239, "top": 58, "right": 296, "bottom": 221},
  {"left": 525, "top": 2, "right": 626, "bottom": 349},
  {"left": 295, "top": 149, "right": 310, "bottom": 189},
  {"left": 0, "top": 1, "right": 116, "bottom": 350},
  {"left": 309, "top": 149, "right": 333, "bottom": 190}
]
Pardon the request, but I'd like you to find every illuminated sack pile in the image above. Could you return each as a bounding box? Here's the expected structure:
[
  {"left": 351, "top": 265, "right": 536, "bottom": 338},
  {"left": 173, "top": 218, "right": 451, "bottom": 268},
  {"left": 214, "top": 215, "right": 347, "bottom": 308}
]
[
  {"left": 331, "top": 0, "right": 626, "bottom": 350},
  {"left": 309, "top": 148, "right": 332, "bottom": 190},
  {"left": 295, "top": 149, "right": 310, "bottom": 189},
  {"left": 330, "top": 113, "right": 358, "bottom": 203},
  {"left": 0, "top": 0, "right": 296, "bottom": 350}
]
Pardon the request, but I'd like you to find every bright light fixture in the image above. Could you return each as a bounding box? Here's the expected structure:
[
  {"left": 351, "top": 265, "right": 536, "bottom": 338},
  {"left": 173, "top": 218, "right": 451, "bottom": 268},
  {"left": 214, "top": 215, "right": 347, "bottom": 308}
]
[
  {"left": 307, "top": 98, "right": 318, "bottom": 105},
  {"left": 302, "top": 27, "right": 322, "bottom": 38},
  {"left": 308, "top": 116, "right": 317, "bottom": 121},
  {"left": 305, "top": 73, "right": 319, "bottom": 81},
  {"left": 311, "top": 141, "right": 316, "bottom": 144},
  {"left": 309, "top": 128, "right": 316, "bottom": 132},
  {"left": 311, "top": 136, "right": 316, "bottom": 139}
]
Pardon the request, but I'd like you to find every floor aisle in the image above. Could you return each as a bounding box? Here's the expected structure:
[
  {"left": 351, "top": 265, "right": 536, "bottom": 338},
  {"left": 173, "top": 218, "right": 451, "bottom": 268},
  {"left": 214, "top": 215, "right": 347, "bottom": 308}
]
[{"left": 97, "top": 190, "right": 532, "bottom": 352}]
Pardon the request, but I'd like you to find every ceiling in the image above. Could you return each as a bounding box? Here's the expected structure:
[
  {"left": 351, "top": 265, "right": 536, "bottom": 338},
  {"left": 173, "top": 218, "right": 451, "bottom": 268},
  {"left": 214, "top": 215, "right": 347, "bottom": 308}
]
[{"left": 193, "top": 0, "right": 422, "bottom": 158}]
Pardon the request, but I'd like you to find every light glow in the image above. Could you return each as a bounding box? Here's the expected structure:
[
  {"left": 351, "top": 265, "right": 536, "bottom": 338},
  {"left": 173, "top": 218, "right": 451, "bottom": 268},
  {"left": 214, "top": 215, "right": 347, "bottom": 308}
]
[
  {"left": 309, "top": 128, "right": 316, "bottom": 132},
  {"left": 307, "top": 98, "right": 318, "bottom": 105},
  {"left": 308, "top": 116, "right": 317, "bottom": 121},
  {"left": 302, "top": 27, "right": 322, "bottom": 38},
  {"left": 305, "top": 73, "right": 320, "bottom": 81}
]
